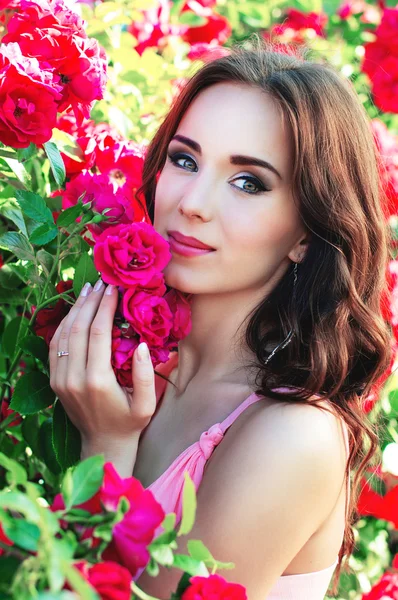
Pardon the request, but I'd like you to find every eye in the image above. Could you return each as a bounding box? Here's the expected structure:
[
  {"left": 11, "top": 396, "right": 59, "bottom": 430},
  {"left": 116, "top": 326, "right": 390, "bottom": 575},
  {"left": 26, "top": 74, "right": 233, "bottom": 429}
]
[
  {"left": 167, "top": 151, "right": 270, "bottom": 195},
  {"left": 231, "top": 176, "right": 270, "bottom": 195},
  {"left": 167, "top": 152, "right": 197, "bottom": 171}
]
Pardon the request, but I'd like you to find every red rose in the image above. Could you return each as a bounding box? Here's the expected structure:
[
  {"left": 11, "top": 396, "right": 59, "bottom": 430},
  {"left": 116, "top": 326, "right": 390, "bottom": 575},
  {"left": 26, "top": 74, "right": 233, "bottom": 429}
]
[
  {"left": 371, "top": 119, "right": 398, "bottom": 219},
  {"left": 0, "top": 43, "right": 62, "bottom": 148},
  {"left": 357, "top": 476, "right": 398, "bottom": 526},
  {"left": 1, "top": 398, "right": 22, "bottom": 427},
  {"left": 361, "top": 570, "right": 398, "bottom": 599},
  {"left": 93, "top": 222, "right": 171, "bottom": 289},
  {"left": 33, "top": 280, "right": 75, "bottom": 345},
  {"left": 4, "top": 0, "right": 108, "bottom": 125},
  {"left": 362, "top": 8, "right": 398, "bottom": 113},
  {"left": 69, "top": 561, "right": 132, "bottom": 600},
  {"left": 182, "top": 573, "right": 247, "bottom": 600},
  {"left": 181, "top": 14, "right": 231, "bottom": 46}
]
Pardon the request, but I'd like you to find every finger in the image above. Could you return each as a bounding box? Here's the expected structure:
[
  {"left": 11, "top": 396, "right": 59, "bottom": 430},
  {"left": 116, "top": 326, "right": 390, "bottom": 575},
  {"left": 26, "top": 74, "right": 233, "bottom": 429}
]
[
  {"left": 56, "top": 281, "right": 94, "bottom": 389},
  {"left": 83, "top": 283, "right": 119, "bottom": 383},
  {"left": 131, "top": 342, "right": 157, "bottom": 424},
  {"left": 49, "top": 315, "right": 68, "bottom": 392},
  {"left": 67, "top": 278, "right": 110, "bottom": 387}
]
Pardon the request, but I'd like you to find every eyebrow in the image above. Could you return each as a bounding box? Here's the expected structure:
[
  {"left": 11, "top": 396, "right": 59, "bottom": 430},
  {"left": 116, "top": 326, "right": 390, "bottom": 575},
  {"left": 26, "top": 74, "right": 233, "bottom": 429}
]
[{"left": 170, "top": 134, "right": 283, "bottom": 180}]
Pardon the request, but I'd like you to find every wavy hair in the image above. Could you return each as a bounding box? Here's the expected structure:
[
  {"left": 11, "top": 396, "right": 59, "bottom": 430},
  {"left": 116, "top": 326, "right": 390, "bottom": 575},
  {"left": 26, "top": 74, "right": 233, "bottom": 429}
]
[{"left": 135, "top": 35, "right": 393, "bottom": 595}]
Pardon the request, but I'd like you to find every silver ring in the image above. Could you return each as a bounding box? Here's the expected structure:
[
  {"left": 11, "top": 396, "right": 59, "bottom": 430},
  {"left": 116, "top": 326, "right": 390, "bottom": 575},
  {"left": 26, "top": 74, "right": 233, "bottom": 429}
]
[{"left": 57, "top": 351, "right": 69, "bottom": 357}]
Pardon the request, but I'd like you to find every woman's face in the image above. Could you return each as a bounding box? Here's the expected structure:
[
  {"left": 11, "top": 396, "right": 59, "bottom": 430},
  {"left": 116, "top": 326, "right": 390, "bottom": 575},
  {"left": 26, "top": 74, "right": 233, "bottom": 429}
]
[{"left": 154, "top": 82, "right": 308, "bottom": 296}]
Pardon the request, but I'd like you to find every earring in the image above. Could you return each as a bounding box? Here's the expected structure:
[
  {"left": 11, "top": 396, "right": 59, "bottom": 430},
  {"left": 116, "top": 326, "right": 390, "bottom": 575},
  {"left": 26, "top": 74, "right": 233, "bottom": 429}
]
[{"left": 264, "top": 261, "right": 299, "bottom": 365}]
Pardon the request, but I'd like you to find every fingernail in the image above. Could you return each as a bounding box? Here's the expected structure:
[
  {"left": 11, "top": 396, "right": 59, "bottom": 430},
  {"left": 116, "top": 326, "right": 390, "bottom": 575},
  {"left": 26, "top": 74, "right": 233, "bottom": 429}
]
[
  {"left": 137, "top": 342, "right": 150, "bottom": 362},
  {"left": 81, "top": 282, "right": 92, "bottom": 297},
  {"left": 105, "top": 284, "right": 115, "bottom": 296},
  {"left": 93, "top": 278, "right": 104, "bottom": 292}
]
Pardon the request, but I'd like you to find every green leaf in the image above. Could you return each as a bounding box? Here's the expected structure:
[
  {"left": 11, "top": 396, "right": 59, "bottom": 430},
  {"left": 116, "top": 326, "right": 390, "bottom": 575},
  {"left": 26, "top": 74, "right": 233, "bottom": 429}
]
[
  {"left": 0, "top": 231, "right": 34, "bottom": 260},
  {"left": 17, "top": 143, "right": 36, "bottom": 162},
  {"left": 4, "top": 520, "right": 40, "bottom": 552},
  {"left": 36, "top": 248, "right": 55, "bottom": 277},
  {"left": 178, "top": 471, "right": 197, "bottom": 536},
  {"left": 18, "top": 334, "right": 49, "bottom": 364},
  {"left": 389, "top": 389, "right": 398, "bottom": 415},
  {"left": 2, "top": 316, "right": 30, "bottom": 360},
  {"left": 172, "top": 553, "right": 209, "bottom": 577},
  {"left": 56, "top": 203, "right": 85, "bottom": 228},
  {"left": 1, "top": 156, "right": 32, "bottom": 190},
  {"left": 0, "top": 287, "right": 28, "bottom": 306},
  {"left": 52, "top": 400, "right": 81, "bottom": 470},
  {"left": 0, "top": 452, "right": 27, "bottom": 486},
  {"left": 0, "top": 264, "right": 23, "bottom": 289},
  {"left": 30, "top": 223, "right": 58, "bottom": 245},
  {"left": 0, "top": 556, "right": 20, "bottom": 585},
  {"left": 178, "top": 11, "right": 207, "bottom": 26},
  {"left": 68, "top": 455, "right": 104, "bottom": 508},
  {"left": 10, "top": 371, "right": 55, "bottom": 415},
  {"left": 161, "top": 512, "right": 176, "bottom": 532},
  {"left": 1, "top": 203, "right": 28, "bottom": 236},
  {"left": 73, "top": 253, "right": 98, "bottom": 297},
  {"left": 38, "top": 418, "right": 62, "bottom": 475},
  {"left": 44, "top": 142, "right": 66, "bottom": 187},
  {"left": 21, "top": 414, "right": 41, "bottom": 455},
  {"left": 61, "top": 469, "right": 73, "bottom": 508},
  {"left": 0, "top": 491, "right": 40, "bottom": 523},
  {"left": 15, "top": 190, "right": 54, "bottom": 225},
  {"left": 150, "top": 543, "right": 174, "bottom": 566}
]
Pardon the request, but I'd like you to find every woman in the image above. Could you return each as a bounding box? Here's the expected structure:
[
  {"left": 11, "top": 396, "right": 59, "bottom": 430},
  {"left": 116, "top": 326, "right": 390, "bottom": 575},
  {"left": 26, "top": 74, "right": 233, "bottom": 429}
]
[{"left": 49, "top": 37, "right": 392, "bottom": 599}]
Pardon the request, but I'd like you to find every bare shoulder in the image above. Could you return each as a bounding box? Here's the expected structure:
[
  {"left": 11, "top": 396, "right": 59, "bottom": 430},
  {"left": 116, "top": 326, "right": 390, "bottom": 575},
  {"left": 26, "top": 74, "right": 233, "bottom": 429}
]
[{"left": 208, "top": 394, "right": 348, "bottom": 494}]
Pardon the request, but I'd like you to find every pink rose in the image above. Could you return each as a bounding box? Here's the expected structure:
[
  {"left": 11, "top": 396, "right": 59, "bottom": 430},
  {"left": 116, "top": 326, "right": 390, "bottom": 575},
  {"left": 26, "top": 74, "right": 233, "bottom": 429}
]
[
  {"left": 164, "top": 288, "right": 192, "bottom": 343},
  {"left": 182, "top": 574, "right": 247, "bottom": 600},
  {"left": 122, "top": 289, "right": 173, "bottom": 348},
  {"left": 93, "top": 222, "right": 171, "bottom": 289},
  {"left": 111, "top": 325, "right": 139, "bottom": 388},
  {"left": 52, "top": 462, "right": 165, "bottom": 577},
  {"left": 62, "top": 171, "right": 141, "bottom": 237}
]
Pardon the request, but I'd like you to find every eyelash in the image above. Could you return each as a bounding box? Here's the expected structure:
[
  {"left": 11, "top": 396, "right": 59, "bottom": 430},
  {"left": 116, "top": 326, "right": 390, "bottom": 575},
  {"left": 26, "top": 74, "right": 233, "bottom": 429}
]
[{"left": 166, "top": 152, "right": 271, "bottom": 195}]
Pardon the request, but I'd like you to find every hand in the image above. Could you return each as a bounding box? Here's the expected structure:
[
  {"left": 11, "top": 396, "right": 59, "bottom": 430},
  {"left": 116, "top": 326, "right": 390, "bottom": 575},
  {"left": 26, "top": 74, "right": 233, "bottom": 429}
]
[{"left": 49, "top": 279, "right": 158, "bottom": 446}]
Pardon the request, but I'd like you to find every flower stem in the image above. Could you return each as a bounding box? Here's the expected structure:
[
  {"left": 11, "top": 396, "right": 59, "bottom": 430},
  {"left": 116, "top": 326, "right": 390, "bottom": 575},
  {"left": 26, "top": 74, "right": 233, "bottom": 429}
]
[{"left": 131, "top": 582, "right": 162, "bottom": 600}]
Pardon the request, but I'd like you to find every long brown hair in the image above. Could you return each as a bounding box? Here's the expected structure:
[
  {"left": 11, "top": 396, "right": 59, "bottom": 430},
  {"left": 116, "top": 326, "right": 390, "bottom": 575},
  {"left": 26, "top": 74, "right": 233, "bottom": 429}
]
[{"left": 136, "top": 35, "right": 393, "bottom": 595}]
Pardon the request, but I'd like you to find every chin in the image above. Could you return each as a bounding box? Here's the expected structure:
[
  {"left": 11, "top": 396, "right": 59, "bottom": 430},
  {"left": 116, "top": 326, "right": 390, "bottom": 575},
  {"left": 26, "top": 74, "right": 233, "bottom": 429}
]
[{"left": 163, "top": 265, "right": 205, "bottom": 295}]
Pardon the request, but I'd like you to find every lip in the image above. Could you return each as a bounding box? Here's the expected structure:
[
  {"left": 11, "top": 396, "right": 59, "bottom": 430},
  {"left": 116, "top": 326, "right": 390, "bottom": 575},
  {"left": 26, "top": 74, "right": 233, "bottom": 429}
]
[
  {"left": 167, "top": 230, "right": 215, "bottom": 250},
  {"left": 168, "top": 236, "right": 215, "bottom": 257}
]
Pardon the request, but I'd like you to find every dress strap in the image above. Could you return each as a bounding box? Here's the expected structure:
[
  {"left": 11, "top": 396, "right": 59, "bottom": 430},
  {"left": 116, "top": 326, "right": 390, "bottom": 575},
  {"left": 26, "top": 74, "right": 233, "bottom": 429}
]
[{"left": 219, "top": 391, "right": 262, "bottom": 433}]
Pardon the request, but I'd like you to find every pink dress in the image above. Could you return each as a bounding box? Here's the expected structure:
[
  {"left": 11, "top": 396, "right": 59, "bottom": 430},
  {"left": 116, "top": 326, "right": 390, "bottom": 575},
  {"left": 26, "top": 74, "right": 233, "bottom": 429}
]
[{"left": 134, "top": 352, "right": 350, "bottom": 599}]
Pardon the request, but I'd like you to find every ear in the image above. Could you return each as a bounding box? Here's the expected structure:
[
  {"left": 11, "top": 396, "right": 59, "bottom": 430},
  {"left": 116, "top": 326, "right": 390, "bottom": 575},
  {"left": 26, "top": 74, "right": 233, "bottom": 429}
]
[{"left": 287, "top": 234, "right": 311, "bottom": 264}]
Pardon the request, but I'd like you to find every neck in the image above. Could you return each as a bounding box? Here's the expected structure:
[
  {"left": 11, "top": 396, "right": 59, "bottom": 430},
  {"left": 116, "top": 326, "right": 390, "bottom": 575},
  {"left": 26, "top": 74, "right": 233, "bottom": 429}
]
[{"left": 174, "top": 287, "right": 267, "bottom": 395}]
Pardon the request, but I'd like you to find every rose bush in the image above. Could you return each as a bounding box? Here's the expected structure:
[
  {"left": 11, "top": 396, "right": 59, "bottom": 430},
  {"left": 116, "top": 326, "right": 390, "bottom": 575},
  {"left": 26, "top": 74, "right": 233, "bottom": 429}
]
[{"left": 0, "top": 0, "right": 398, "bottom": 598}]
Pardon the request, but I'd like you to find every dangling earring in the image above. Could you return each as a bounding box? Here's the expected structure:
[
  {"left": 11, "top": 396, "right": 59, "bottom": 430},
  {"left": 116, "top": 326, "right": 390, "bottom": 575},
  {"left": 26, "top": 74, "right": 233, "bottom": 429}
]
[{"left": 264, "top": 261, "right": 299, "bottom": 365}]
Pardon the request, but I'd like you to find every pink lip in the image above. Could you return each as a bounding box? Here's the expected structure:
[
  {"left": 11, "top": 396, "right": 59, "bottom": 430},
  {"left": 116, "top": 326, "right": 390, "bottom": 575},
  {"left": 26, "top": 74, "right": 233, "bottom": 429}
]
[
  {"left": 168, "top": 235, "right": 215, "bottom": 257},
  {"left": 167, "top": 230, "right": 214, "bottom": 250}
]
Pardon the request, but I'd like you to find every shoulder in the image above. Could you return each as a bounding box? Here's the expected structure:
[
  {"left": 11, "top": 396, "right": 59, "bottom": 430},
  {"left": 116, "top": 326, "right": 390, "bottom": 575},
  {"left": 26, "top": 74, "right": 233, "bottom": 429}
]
[{"left": 203, "top": 395, "right": 348, "bottom": 526}]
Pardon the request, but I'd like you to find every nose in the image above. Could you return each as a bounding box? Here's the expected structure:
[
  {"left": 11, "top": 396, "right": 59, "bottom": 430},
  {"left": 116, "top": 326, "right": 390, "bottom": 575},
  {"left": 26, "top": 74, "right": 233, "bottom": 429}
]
[{"left": 176, "top": 176, "right": 214, "bottom": 222}]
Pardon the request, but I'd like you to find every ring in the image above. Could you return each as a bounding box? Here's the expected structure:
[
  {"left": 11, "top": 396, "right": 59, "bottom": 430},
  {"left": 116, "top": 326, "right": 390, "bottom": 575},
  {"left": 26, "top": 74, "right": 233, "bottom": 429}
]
[{"left": 57, "top": 351, "right": 69, "bottom": 357}]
